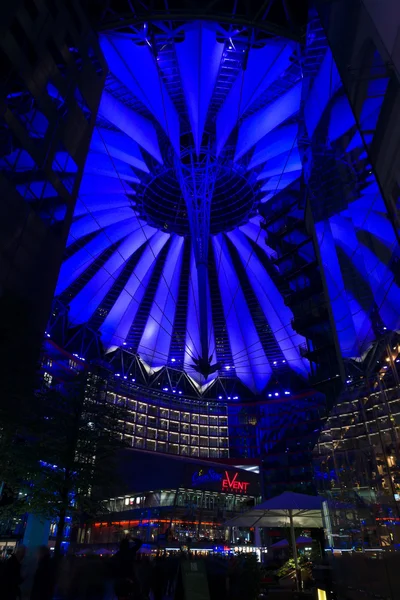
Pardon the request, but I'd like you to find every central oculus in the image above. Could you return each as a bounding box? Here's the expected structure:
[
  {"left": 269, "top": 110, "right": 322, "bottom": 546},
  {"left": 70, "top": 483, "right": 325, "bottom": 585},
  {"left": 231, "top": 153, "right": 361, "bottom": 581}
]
[{"left": 140, "top": 151, "right": 258, "bottom": 236}]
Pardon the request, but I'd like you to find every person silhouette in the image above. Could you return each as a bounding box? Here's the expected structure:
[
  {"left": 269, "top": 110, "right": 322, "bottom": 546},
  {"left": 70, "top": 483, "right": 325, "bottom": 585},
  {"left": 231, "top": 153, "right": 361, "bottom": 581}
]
[
  {"left": 30, "top": 546, "right": 55, "bottom": 600},
  {"left": 1, "top": 545, "right": 26, "bottom": 600}
]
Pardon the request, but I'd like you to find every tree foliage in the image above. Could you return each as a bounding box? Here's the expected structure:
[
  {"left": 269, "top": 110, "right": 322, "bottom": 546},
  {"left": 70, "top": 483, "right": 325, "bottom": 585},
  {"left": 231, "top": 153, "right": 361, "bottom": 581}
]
[{"left": 0, "top": 371, "right": 128, "bottom": 557}]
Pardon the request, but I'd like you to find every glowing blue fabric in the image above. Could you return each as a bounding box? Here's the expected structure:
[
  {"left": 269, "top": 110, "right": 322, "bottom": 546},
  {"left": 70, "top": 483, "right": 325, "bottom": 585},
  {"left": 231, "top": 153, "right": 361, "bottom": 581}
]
[
  {"left": 100, "top": 35, "right": 180, "bottom": 153},
  {"left": 304, "top": 48, "right": 342, "bottom": 139},
  {"left": 91, "top": 128, "right": 149, "bottom": 172},
  {"left": 138, "top": 236, "right": 184, "bottom": 367},
  {"left": 54, "top": 20, "right": 399, "bottom": 393},
  {"left": 217, "top": 41, "right": 294, "bottom": 156},
  {"left": 213, "top": 234, "right": 268, "bottom": 392},
  {"left": 235, "top": 82, "right": 302, "bottom": 160},
  {"left": 227, "top": 229, "right": 309, "bottom": 377},
  {"left": 176, "top": 23, "right": 223, "bottom": 155},
  {"left": 99, "top": 91, "right": 163, "bottom": 163},
  {"left": 183, "top": 249, "right": 217, "bottom": 387}
]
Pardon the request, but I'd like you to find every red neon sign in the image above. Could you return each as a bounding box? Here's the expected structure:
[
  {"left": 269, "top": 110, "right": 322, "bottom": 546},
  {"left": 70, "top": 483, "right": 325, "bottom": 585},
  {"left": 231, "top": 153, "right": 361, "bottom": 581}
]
[{"left": 222, "top": 471, "right": 250, "bottom": 493}]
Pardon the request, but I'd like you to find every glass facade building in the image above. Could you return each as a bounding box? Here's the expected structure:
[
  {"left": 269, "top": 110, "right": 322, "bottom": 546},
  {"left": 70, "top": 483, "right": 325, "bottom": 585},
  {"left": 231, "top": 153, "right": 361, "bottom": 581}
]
[
  {"left": 96, "top": 379, "right": 230, "bottom": 460},
  {"left": 313, "top": 337, "right": 400, "bottom": 549}
]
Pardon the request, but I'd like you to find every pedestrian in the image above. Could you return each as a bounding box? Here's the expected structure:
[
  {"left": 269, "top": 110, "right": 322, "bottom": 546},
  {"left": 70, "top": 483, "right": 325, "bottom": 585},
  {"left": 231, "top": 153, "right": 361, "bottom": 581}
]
[
  {"left": 30, "top": 545, "right": 55, "bottom": 600},
  {"left": 0, "top": 545, "right": 26, "bottom": 600},
  {"left": 113, "top": 537, "right": 142, "bottom": 599},
  {"left": 151, "top": 556, "right": 166, "bottom": 600}
]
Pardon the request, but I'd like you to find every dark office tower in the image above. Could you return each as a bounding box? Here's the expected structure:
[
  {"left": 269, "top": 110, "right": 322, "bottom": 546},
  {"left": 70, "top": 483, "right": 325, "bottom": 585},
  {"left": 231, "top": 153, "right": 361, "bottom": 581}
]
[{"left": 0, "top": 1, "right": 106, "bottom": 406}]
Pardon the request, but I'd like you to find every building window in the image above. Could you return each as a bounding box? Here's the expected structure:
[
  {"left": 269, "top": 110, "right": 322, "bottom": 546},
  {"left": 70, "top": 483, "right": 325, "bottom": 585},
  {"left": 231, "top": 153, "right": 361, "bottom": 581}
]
[
  {"left": 43, "top": 372, "right": 52, "bottom": 387},
  {"left": 69, "top": 359, "right": 79, "bottom": 372},
  {"left": 96, "top": 392, "right": 229, "bottom": 459}
]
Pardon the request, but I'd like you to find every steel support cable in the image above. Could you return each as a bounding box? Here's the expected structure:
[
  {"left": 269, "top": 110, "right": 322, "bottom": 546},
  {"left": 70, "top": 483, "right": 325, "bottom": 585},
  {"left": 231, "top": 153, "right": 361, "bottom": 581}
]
[
  {"left": 226, "top": 310, "right": 313, "bottom": 359},
  {"left": 101, "top": 36, "right": 198, "bottom": 365},
  {"left": 150, "top": 24, "right": 210, "bottom": 362},
  {"left": 90, "top": 124, "right": 199, "bottom": 361},
  {"left": 151, "top": 38, "right": 205, "bottom": 360},
  {"left": 214, "top": 237, "right": 276, "bottom": 374},
  {"left": 105, "top": 36, "right": 183, "bottom": 316},
  {"left": 218, "top": 131, "right": 300, "bottom": 358},
  {"left": 64, "top": 201, "right": 197, "bottom": 361},
  {"left": 187, "top": 260, "right": 202, "bottom": 359},
  {"left": 206, "top": 235, "right": 225, "bottom": 361},
  {"left": 207, "top": 35, "right": 250, "bottom": 363}
]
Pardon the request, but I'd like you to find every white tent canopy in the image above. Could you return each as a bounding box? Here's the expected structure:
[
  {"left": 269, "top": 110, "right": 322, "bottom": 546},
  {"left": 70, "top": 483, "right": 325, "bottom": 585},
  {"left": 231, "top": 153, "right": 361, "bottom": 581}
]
[
  {"left": 270, "top": 535, "right": 314, "bottom": 550},
  {"left": 225, "top": 492, "right": 325, "bottom": 591},
  {"left": 224, "top": 491, "right": 324, "bottom": 529}
]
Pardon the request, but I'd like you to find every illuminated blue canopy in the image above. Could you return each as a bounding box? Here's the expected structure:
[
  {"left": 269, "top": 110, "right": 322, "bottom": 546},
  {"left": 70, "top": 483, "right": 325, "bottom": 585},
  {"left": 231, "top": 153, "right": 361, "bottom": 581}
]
[
  {"left": 55, "top": 21, "right": 399, "bottom": 392},
  {"left": 302, "top": 43, "right": 400, "bottom": 359}
]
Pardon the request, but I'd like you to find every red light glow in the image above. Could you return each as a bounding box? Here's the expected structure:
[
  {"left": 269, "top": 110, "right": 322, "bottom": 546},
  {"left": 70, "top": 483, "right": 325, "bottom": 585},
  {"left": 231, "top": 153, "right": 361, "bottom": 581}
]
[{"left": 221, "top": 471, "right": 250, "bottom": 493}]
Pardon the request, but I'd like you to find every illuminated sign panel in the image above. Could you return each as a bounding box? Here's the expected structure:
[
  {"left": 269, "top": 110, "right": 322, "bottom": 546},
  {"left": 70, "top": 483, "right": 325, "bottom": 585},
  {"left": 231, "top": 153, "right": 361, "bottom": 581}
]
[
  {"left": 222, "top": 471, "right": 249, "bottom": 493},
  {"left": 190, "top": 468, "right": 252, "bottom": 494},
  {"left": 192, "top": 469, "right": 222, "bottom": 486}
]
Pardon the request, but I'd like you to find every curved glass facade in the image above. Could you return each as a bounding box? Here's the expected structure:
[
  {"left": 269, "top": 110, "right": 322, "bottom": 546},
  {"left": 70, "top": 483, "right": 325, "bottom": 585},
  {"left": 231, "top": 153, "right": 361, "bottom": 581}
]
[{"left": 104, "top": 388, "right": 229, "bottom": 459}]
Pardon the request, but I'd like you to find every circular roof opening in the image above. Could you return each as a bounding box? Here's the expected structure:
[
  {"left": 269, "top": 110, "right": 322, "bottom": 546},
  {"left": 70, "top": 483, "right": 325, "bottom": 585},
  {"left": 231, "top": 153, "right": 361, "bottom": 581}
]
[{"left": 141, "top": 163, "right": 258, "bottom": 235}]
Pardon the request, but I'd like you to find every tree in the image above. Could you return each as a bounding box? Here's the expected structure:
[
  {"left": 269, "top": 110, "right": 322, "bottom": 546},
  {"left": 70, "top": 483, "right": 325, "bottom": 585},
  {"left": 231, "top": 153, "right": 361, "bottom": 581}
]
[{"left": 0, "top": 373, "right": 128, "bottom": 559}]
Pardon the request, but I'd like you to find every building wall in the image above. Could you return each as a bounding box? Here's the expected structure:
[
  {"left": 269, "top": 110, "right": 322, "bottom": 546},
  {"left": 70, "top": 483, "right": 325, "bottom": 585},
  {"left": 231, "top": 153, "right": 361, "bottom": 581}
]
[
  {"left": 0, "top": 1, "right": 106, "bottom": 407},
  {"left": 42, "top": 338, "right": 326, "bottom": 500},
  {"left": 313, "top": 350, "right": 400, "bottom": 549},
  {"left": 362, "top": 0, "right": 400, "bottom": 73},
  {"left": 228, "top": 394, "right": 326, "bottom": 497},
  {"left": 86, "top": 370, "right": 230, "bottom": 460}
]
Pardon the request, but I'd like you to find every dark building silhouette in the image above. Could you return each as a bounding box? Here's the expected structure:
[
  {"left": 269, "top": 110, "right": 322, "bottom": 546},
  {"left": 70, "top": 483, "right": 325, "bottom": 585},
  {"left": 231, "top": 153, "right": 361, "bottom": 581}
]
[{"left": 0, "top": 0, "right": 106, "bottom": 404}]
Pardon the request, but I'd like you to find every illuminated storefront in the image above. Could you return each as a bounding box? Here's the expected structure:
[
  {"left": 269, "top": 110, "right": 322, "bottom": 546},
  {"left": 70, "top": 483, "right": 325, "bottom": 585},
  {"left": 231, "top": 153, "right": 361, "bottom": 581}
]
[{"left": 81, "top": 450, "right": 260, "bottom": 547}]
